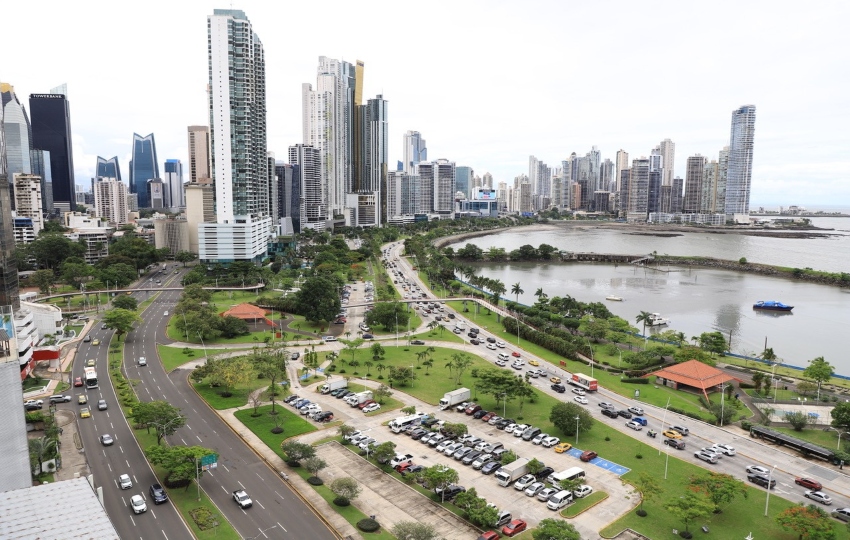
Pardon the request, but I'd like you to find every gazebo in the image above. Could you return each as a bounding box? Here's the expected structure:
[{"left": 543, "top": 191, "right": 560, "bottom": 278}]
[
  {"left": 220, "top": 303, "right": 274, "bottom": 327},
  {"left": 644, "top": 360, "right": 740, "bottom": 401}
]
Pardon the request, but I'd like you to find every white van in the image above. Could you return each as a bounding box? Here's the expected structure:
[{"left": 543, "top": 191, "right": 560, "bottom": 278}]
[
  {"left": 497, "top": 352, "right": 510, "bottom": 361},
  {"left": 547, "top": 490, "right": 574, "bottom": 510}
]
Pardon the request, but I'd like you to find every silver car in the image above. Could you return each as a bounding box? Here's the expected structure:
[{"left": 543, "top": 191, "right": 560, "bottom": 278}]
[
  {"left": 130, "top": 494, "right": 147, "bottom": 514},
  {"left": 118, "top": 474, "right": 133, "bottom": 490}
]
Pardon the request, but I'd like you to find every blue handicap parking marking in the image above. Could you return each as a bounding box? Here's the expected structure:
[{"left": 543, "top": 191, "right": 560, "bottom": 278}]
[
  {"left": 566, "top": 448, "right": 583, "bottom": 459},
  {"left": 565, "top": 448, "right": 630, "bottom": 476}
]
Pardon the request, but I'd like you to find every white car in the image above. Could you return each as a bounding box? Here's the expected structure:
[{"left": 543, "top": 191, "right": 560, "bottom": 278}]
[
  {"left": 362, "top": 403, "right": 381, "bottom": 413},
  {"left": 233, "top": 489, "right": 253, "bottom": 509},
  {"left": 503, "top": 423, "right": 518, "bottom": 433},
  {"left": 805, "top": 491, "right": 832, "bottom": 505},
  {"left": 531, "top": 433, "right": 548, "bottom": 445},
  {"left": 625, "top": 421, "right": 643, "bottom": 431},
  {"left": 573, "top": 485, "right": 594, "bottom": 498},
  {"left": 711, "top": 443, "right": 737, "bottom": 456},
  {"left": 746, "top": 465, "right": 771, "bottom": 476},
  {"left": 525, "top": 481, "right": 545, "bottom": 497},
  {"left": 486, "top": 343, "right": 497, "bottom": 350},
  {"left": 512, "top": 424, "right": 529, "bottom": 436},
  {"left": 496, "top": 341, "right": 506, "bottom": 348},
  {"left": 118, "top": 474, "right": 133, "bottom": 490},
  {"left": 542, "top": 436, "right": 560, "bottom": 447},
  {"left": 435, "top": 440, "right": 454, "bottom": 453},
  {"left": 574, "top": 396, "right": 589, "bottom": 405},
  {"left": 514, "top": 474, "right": 536, "bottom": 491},
  {"left": 358, "top": 438, "right": 376, "bottom": 450},
  {"left": 537, "top": 487, "right": 558, "bottom": 502},
  {"left": 699, "top": 447, "right": 723, "bottom": 459},
  {"left": 130, "top": 494, "right": 147, "bottom": 514},
  {"left": 495, "top": 359, "right": 507, "bottom": 367},
  {"left": 628, "top": 406, "right": 644, "bottom": 416},
  {"left": 572, "top": 388, "right": 586, "bottom": 396}
]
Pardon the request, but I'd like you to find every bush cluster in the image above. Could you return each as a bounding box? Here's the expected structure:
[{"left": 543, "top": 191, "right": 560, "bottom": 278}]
[{"left": 357, "top": 518, "right": 380, "bottom": 532}]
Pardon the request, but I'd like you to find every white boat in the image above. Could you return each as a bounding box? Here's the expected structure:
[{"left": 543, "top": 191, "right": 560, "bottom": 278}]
[
  {"left": 605, "top": 295, "right": 624, "bottom": 301},
  {"left": 646, "top": 313, "right": 669, "bottom": 326}
]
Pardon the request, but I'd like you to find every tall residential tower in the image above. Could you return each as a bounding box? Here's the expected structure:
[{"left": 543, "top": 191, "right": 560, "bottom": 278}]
[{"left": 725, "top": 105, "right": 756, "bottom": 222}]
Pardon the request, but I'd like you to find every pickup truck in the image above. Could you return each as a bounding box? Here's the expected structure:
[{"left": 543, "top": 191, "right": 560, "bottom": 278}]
[
  {"left": 233, "top": 489, "right": 253, "bottom": 509},
  {"left": 390, "top": 453, "right": 414, "bottom": 468},
  {"left": 24, "top": 399, "right": 43, "bottom": 410}
]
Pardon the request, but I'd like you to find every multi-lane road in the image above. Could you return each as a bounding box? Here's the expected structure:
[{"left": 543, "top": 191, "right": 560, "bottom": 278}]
[{"left": 60, "top": 266, "right": 338, "bottom": 539}]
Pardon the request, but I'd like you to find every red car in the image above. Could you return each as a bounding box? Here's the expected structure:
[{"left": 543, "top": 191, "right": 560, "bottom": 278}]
[
  {"left": 395, "top": 462, "right": 414, "bottom": 473},
  {"left": 477, "top": 532, "right": 500, "bottom": 540},
  {"left": 511, "top": 351, "right": 521, "bottom": 358},
  {"left": 501, "top": 519, "right": 527, "bottom": 537},
  {"left": 481, "top": 412, "right": 496, "bottom": 422},
  {"left": 465, "top": 404, "right": 482, "bottom": 415},
  {"left": 358, "top": 399, "right": 375, "bottom": 410},
  {"left": 795, "top": 477, "right": 823, "bottom": 490},
  {"left": 74, "top": 377, "right": 83, "bottom": 387},
  {"left": 580, "top": 450, "right": 598, "bottom": 462}
]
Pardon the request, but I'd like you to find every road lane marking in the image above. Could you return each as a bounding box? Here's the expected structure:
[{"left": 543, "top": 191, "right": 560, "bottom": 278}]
[
  {"left": 162, "top": 530, "right": 169, "bottom": 540},
  {"left": 256, "top": 500, "right": 265, "bottom": 510},
  {"left": 277, "top": 522, "right": 287, "bottom": 533},
  {"left": 196, "top": 435, "right": 203, "bottom": 443},
  {"left": 222, "top": 464, "right": 230, "bottom": 472},
  {"left": 221, "top": 485, "right": 229, "bottom": 494},
  {"left": 181, "top": 438, "right": 187, "bottom": 445},
  {"left": 238, "top": 481, "right": 246, "bottom": 490},
  {"left": 274, "top": 491, "right": 284, "bottom": 499}
]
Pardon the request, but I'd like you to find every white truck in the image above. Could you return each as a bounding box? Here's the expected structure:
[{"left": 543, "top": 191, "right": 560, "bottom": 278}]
[
  {"left": 494, "top": 457, "right": 530, "bottom": 487},
  {"left": 439, "top": 388, "right": 471, "bottom": 410},
  {"left": 454, "top": 320, "right": 467, "bottom": 331},
  {"left": 346, "top": 390, "right": 373, "bottom": 406},
  {"left": 320, "top": 379, "right": 348, "bottom": 394}
]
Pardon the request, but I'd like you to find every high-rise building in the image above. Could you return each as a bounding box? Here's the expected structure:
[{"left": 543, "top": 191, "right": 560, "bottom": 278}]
[
  {"left": 363, "top": 95, "right": 388, "bottom": 225},
  {"left": 716, "top": 146, "right": 729, "bottom": 214},
  {"left": 147, "top": 178, "right": 165, "bottom": 209},
  {"left": 1, "top": 84, "right": 32, "bottom": 184},
  {"left": 656, "top": 139, "right": 675, "bottom": 186},
  {"left": 402, "top": 131, "right": 427, "bottom": 175},
  {"left": 289, "top": 144, "right": 324, "bottom": 230},
  {"left": 417, "top": 160, "right": 456, "bottom": 216},
  {"left": 456, "top": 166, "right": 473, "bottom": 199},
  {"left": 129, "top": 133, "right": 159, "bottom": 208},
  {"left": 29, "top": 91, "right": 75, "bottom": 211},
  {"left": 93, "top": 177, "right": 129, "bottom": 224},
  {"left": 725, "top": 105, "right": 756, "bottom": 221},
  {"left": 95, "top": 156, "right": 121, "bottom": 180},
  {"left": 204, "top": 8, "right": 271, "bottom": 264},
  {"left": 30, "top": 150, "right": 53, "bottom": 213},
  {"left": 701, "top": 160, "right": 720, "bottom": 214},
  {"left": 1, "top": 100, "right": 20, "bottom": 309},
  {"left": 13, "top": 174, "right": 44, "bottom": 235},
  {"left": 482, "top": 172, "right": 493, "bottom": 190},
  {"left": 164, "top": 159, "right": 184, "bottom": 210},
  {"left": 187, "top": 125, "right": 211, "bottom": 182},
  {"left": 275, "top": 163, "right": 300, "bottom": 233},
  {"left": 615, "top": 150, "right": 629, "bottom": 194},
  {"left": 627, "top": 158, "right": 650, "bottom": 219},
  {"left": 683, "top": 155, "right": 706, "bottom": 213}
]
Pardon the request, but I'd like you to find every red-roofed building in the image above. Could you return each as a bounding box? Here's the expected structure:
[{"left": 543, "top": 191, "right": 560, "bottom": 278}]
[
  {"left": 644, "top": 360, "right": 740, "bottom": 400},
  {"left": 220, "top": 303, "right": 273, "bottom": 326}
]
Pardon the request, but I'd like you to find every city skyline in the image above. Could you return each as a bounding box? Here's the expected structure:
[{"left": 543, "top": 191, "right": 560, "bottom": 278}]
[{"left": 2, "top": 0, "right": 848, "bottom": 206}]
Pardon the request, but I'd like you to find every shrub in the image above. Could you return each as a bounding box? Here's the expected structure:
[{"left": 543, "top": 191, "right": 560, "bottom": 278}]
[
  {"left": 741, "top": 420, "right": 753, "bottom": 431},
  {"left": 333, "top": 496, "right": 350, "bottom": 506},
  {"left": 622, "top": 377, "right": 650, "bottom": 384},
  {"left": 357, "top": 518, "right": 380, "bottom": 532},
  {"left": 307, "top": 476, "right": 324, "bottom": 486},
  {"left": 189, "top": 507, "right": 218, "bottom": 531}
]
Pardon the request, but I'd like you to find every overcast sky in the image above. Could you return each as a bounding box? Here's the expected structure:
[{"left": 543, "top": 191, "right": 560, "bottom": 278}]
[{"left": 4, "top": 0, "right": 849, "bottom": 207}]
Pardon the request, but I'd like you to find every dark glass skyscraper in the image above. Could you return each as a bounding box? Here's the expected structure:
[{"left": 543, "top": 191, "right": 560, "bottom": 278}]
[
  {"left": 129, "top": 133, "right": 159, "bottom": 208},
  {"left": 96, "top": 156, "right": 121, "bottom": 180},
  {"left": 29, "top": 93, "right": 75, "bottom": 211}
]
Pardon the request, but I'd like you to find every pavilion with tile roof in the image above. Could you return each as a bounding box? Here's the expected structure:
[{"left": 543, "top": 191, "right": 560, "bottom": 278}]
[
  {"left": 644, "top": 360, "right": 741, "bottom": 400},
  {"left": 220, "top": 303, "right": 273, "bottom": 325}
]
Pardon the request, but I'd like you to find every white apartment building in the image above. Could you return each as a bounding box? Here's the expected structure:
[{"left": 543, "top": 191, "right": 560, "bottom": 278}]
[
  {"left": 93, "top": 177, "right": 129, "bottom": 224},
  {"left": 12, "top": 174, "right": 44, "bottom": 236}
]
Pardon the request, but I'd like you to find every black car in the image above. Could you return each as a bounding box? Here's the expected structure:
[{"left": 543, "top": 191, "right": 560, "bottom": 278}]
[
  {"left": 617, "top": 410, "right": 633, "bottom": 419},
  {"left": 551, "top": 383, "right": 566, "bottom": 393},
  {"left": 481, "top": 461, "right": 502, "bottom": 475},
  {"left": 421, "top": 417, "right": 439, "bottom": 427},
  {"left": 436, "top": 484, "right": 466, "bottom": 500},
  {"left": 447, "top": 313, "right": 455, "bottom": 319},
  {"left": 411, "top": 340, "right": 425, "bottom": 345},
  {"left": 748, "top": 474, "right": 776, "bottom": 489},
  {"left": 410, "top": 428, "right": 429, "bottom": 440},
  {"left": 535, "top": 466, "right": 555, "bottom": 481},
  {"left": 336, "top": 390, "right": 352, "bottom": 399},
  {"left": 149, "top": 483, "right": 169, "bottom": 504},
  {"left": 486, "top": 337, "right": 496, "bottom": 343},
  {"left": 472, "top": 409, "right": 489, "bottom": 419},
  {"left": 470, "top": 338, "right": 481, "bottom": 345},
  {"left": 316, "top": 411, "right": 334, "bottom": 422},
  {"left": 362, "top": 333, "right": 374, "bottom": 339},
  {"left": 495, "top": 418, "right": 513, "bottom": 429},
  {"left": 402, "top": 464, "right": 425, "bottom": 477},
  {"left": 602, "top": 408, "right": 619, "bottom": 419},
  {"left": 462, "top": 450, "right": 482, "bottom": 465},
  {"left": 291, "top": 352, "right": 300, "bottom": 361}
]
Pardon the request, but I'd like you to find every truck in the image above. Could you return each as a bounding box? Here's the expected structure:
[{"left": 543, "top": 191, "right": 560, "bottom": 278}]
[
  {"left": 320, "top": 379, "right": 348, "bottom": 394},
  {"left": 439, "top": 388, "right": 471, "bottom": 410},
  {"left": 345, "top": 390, "right": 373, "bottom": 406},
  {"left": 454, "top": 320, "right": 467, "bottom": 331},
  {"left": 494, "top": 457, "right": 530, "bottom": 487},
  {"left": 570, "top": 373, "right": 598, "bottom": 392}
]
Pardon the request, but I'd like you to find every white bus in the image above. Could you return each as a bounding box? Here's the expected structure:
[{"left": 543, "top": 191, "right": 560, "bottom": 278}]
[
  {"left": 84, "top": 367, "right": 98, "bottom": 389},
  {"left": 547, "top": 466, "right": 585, "bottom": 486},
  {"left": 389, "top": 413, "right": 425, "bottom": 433}
]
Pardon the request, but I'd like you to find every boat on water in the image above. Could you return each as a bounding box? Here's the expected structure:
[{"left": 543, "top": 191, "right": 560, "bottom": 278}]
[
  {"left": 605, "top": 295, "right": 624, "bottom": 302},
  {"left": 646, "top": 313, "right": 669, "bottom": 326},
  {"left": 753, "top": 300, "right": 794, "bottom": 312}
]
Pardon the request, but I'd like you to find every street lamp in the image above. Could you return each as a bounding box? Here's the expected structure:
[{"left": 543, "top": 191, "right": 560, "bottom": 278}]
[
  {"left": 197, "top": 331, "right": 208, "bottom": 362},
  {"left": 764, "top": 464, "right": 777, "bottom": 516},
  {"left": 499, "top": 392, "right": 507, "bottom": 417},
  {"left": 584, "top": 339, "right": 595, "bottom": 378},
  {"left": 824, "top": 427, "right": 848, "bottom": 450},
  {"left": 575, "top": 416, "right": 580, "bottom": 446}
]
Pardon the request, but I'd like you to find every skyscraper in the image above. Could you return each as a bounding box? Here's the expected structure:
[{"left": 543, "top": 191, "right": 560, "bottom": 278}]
[
  {"left": 402, "top": 131, "right": 427, "bottom": 174},
  {"left": 187, "top": 125, "right": 211, "bottom": 182},
  {"left": 0, "top": 100, "right": 20, "bottom": 309},
  {"left": 93, "top": 177, "right": 129, "bottom": 224},
  {"left": 289, "top": 144, "right": 324, "bottom": 230},
  {"left": 683, "top": 155, "right": 706, "bottom": 213},
  {"left": 725, "top": 105, "right": 756, "bottom": 221},
  {"left": 164, "top": 159, "right": 184, "bottom": 210},
  {"left": 129, "top": 133, "right": 159, "bottom": 208},
  {"left": 627, "top": 158, "right": 650, "bottom": 218},
  {"left": 1, "top": 84, "right": 32, "bottom": 178},
  {"left": 30, "top": 149, "right": 53, "bottom": 212},
  {"left": 29, "top": 91, "right": 75, "bottom": 212},
  {"left": 456, "top": 166, "right": 473, "bottom": 198},
  {"left": 96, "top": 156, "right": 121, "bottom": 180},
  {"left": 656, "top": 139, "right": 675, "bottom": 186},
  {"left": 364, "top": 95, "right": 388, "bottom": 224}
]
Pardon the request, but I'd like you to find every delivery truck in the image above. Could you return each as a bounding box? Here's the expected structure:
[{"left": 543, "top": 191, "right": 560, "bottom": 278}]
[
  {"left": 345, "top": 390, "right": 373, "bottom": 406},
  {"left": 439, "top": 388, "right": 472, "bottom": 410},
  {"left": 320, "top": 379, "right": 348, "bottom": 394},
  {"left": 494, "top": 458, "right": 530, "bottom": 487}
]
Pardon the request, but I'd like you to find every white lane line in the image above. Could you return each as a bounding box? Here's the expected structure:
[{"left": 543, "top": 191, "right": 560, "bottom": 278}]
[
  {"left": 256, "top": 472, "right": 264, "bottom": 480},
  {"left": 238, "top": 481, "right": 246, "bottom": 490},
  {"left": 181, "top": 438, "right": 187, "bottom": 445},
  {"left": 256, "top": 500, "right": 266, "bottom": 510},
  {"left": 221, "top": 485, "right": 229, "bottom": 494},
  {"left": 196, "top": 435, "right": 203, "bottom": 443},
  {"left": 222, "top": 464, "right": 230, "bottom": 473},
  {"left": 162, "top": 530, "right": 169, "bottom": 540},
  {"left": 277, "top": 522, "right": 287, "bottom": 533}
]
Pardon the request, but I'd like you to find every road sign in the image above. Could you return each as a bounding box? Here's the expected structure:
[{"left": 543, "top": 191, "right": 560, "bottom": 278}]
[{"left": 200, "top": 453, "right": 218, "bottom": 471}]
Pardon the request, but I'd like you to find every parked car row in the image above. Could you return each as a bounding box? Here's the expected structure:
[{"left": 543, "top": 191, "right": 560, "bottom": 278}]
[{"left": 283, "top": 394, "right": 335, "bottom": 422}]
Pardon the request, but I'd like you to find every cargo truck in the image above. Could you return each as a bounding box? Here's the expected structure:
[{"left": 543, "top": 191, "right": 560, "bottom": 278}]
[
  {"left": 570, "top": 373, "right": 598, "bottom": 392},
  {"left": 320, "top": 379, "right": 348, "bottom": 394},
  {"left": 494, "top": 457, "right": 530, "bottom": 487},
  {"left": 345, "top": 390, "right": 373, "bottom": 406},
  {"left": 439, "top": 388, "right": 472, "bottom": 410}
]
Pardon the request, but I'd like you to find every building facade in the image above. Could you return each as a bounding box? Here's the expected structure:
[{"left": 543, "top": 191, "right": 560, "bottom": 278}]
[
  {"left": 95, "top": 156, "right": 121, "bottom": 180},
  {"left": 164, "top": 159, "right": 184, "bottom": 210},
  {"left": 93, "top": 177, "right": 129, "bottom": 224},
  {"left": 725, "top": 105, "right": 756, "bottom": 221},
  {"left": 29, "top": 92, "right": 75, "bottom": 212},
  {"left": 402, "top": 131, "right": 427, "bottom": 175},
  {"left": 129, "top": 133, "right": 159, "bottom": 208}
]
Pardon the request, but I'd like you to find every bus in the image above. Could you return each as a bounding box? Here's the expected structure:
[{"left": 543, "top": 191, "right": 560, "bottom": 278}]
[
  {"left": 547, "top": 466, "right": 586, "bottom": 486},
  {"left": 84, "top": 367, "right": 98, "bottom": 389},
  {"left": 389, "top": 413, "right": 425, "bottom": 433}
]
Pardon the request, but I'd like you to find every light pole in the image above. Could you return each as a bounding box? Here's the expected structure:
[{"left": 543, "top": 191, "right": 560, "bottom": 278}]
[
  {"left": 824, "top": 427, "right": 848, "bottom": 450},
  {"left": 181, "top": 310, "right": 189, "bottom": 342},
  {"left": 197, "top": 332, "right": 208, "bottom": 362},
  {"left": 658, "top": 397, "right": 671, "bottom": 455},
  {"left": 499, "top": 393, "right": 507, "bottom": 417},
  {"left": 575, "top": 416, "right": 580, "bottom": 446},
  {"left": 585, "top": 339, "right": 595, "bottom": 378},
  {"left": 764, "top": 464, "right": 777, "bottom": 516},
  {"left": 720, "top": 382, "right": 726, "bottom": 427}
]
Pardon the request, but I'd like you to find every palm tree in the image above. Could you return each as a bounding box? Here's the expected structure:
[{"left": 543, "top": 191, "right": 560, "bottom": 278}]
[
  {"left": 674, "top": 331, "right": 686, "bottom": 347},
  {"left": 364, "top": 361, "right": 374, "bottom": 376},
  {"left": 423, "top": 358, "right": 434, "bottom": 374},
  {"left": 760, "top": 347, "right": 777, "bottom": 363},
  {"left": 635, "top": 311, "right": 653, "bottom": 349},
  {"left": 350, "top": 359, "right": 360, "bottom": 374},
  {"left": 415, "top": 350, "right": 427, "bottom": 367},
  {"left": 376, "top": 362, "right": 387, "bottom": 378},
  {"left": 511, "top": 282, "right": 524, "bottom": 303},
  {"left": 534, "top": 288, "right": 548, "bottom": 303}
]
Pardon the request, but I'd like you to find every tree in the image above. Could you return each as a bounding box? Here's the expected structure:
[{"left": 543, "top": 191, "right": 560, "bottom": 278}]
[
  {"left": 558, "top": 476, "right": 584, "bottom": 494},
  {"left": 698, "top": 331, "right": 728, "bottom": 356},
  {"left": 365, "top": 301, "right": 410, "bottom": 331},
  {"left": 251, "top": 347, "right": 289, "bottom": 413},
  {"left": 441, "top": 422, "right": 468, "bottom": 439},
  {"left": 337, "top": 424, "right": 356, "bottom": 443},
  {"left": 374, "top": 383, "right": 393, "bottom": 404},
  {"left": 28, "top": 436, "right": 58, "bottom": 474},
  {"left": 422, "top": 465, "right": 459, "bottom": 502},
  {"left": 511, "top": 282, "right": 524, "bottom": 303},
  {"left": 218, "top": 315, "right": 249, "bottom": 338},
  {"left": 631, "top": 472, "right": 663, "bottom": 515},
  {"left": 391, "top": 522, "right": 439, "bottom": 540},
  {"left": 102, "top": 308, "right": 141, "bottom": 341},
  {"left": 370, "top": 341, "right": 386, "bottom": 362},
  {"left": 27, "top": 234, "right": 85, "bottom": 270},
  {"left": 281, "top": 441, "right": 316, "bottom": 464},
  {"left": 303, "top": 456, "right": 328, "bottom": 480},
  {"left": 330, "top": 477, "right": 362, "bottom": 505},
  {"left": 145, "top": 445, "right": 215, "bottom": 485},
  {"left": 532, "top": 519, "right": 581, "bottom": 540},
  {"left": 499, "top": 449, "right": 518, "bottom": 464},
  {"left": 526, "top": 457, "right": 545, "bottom": 476},
  {"left": 371, "top": 441, "right": 398, "bottom": 466},
  {"left": 785, "top": 411, "right": 810, "bottom": 431},
  {"left": 776, "top": 504, "right": 837, "bottom": 540},
  {"left": 31, "top": 269, "right": 56, "bottom": 295},
  {"left": 444, "top": 352, "right": 474, "bottom": 386},
  {"left": 131, "top": 401, "right": 186, "bottom": 445},
  {"left": 664, "top": 490, "right": 715, "bottom": 534},
  {"left": 830, "top": 401, "right": 850, "bottom": 430},
  {"left": 208, "top": 355, "right": 254, "bottom": 397},
  {"left": 182, "top": 283, "right": 212, "bottom": 303},
  {"left": 635, "top": 311, "right": 653, "bottom": 348},
  {"left": 803, "top": 356, "right": 834, "bottom": 400},
  {"left": 389, "top": 366, "right": 417, "bottom": 387},
  {"left": 175, "top": 250, "right": 198, "bottom": 267},
  {"left": 584, "top": 318, "right": 609, "bottom": 342},
  {"left": 689, "top": 472, "right": 747, "bottom": 513},
  {"left": 111, "top": 294, "right": 138, "bottom": 311},
  {"left": 549, "top": 402, "right": 594, "bottom": 437},
  {"left": 295, "top": 276, "right": 342, "bottom": 323}
]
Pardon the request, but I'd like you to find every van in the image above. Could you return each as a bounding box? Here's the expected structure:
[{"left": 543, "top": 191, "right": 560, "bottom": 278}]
[
  {"left": 493, "top": 511, "right": 512, "bottom": 528},
  {"left": 547, "top": 490, "right": 574, "bottom": 510},
  {"left": 671, "top": 425, "right": 690, "bottom": 436},
  {"left": 548, "top": 467, "right": 586, "bottom": 485},
  {"left": 497, "top": 352, "right": 510, "bottom": 361},
  {"left": 522, "top": 427, "right": 541, "bottom": 441}
]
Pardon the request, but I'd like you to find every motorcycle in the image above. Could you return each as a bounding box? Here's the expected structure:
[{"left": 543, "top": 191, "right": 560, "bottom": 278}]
[{"left": 647, "top": 429, "right": 657, "bottom": 439}]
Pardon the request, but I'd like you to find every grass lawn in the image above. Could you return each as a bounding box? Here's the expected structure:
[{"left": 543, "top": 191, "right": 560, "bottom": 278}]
[
  {"left": 233, "top": 405, "right": 317, "bottom": 462},
  {"left": 193, "top": 376, "right": 270, "bottom": 410},
  {"left": 157, "top": 344, "right": 204, "bottom": 372},
  {"left": 561, "top": 491, "right": 607, "bottom": 518}
]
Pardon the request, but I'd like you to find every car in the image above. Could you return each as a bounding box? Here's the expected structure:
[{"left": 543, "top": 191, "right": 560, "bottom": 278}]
[
  {"left": 746, "top": 465, "right": 771, "bottom": 476},
  {"left": 411, "top": 339, "right": 426, "bottom": 345},
  {"left": 419, "top": 432, "right": 437, "bottom": 444},
  {"left": 100, "top": 434, "right": 114, "bottom": 446},
  {"left": 130, "top": 494, "right": 147, "bottom": 514},
  {"left": 49, "top": 395, "right": 72, "bottom": 404},
  {"left": 532, "top": 432, "right": 549, "bottom": 445},
  {"left": 711, "top": 444, "right": 737, "bottom": 456},
  {"left": 663, "top": 429, "right": 683, "bottom": 439},
  {"left": 601, "top": 408, "right": 618, "bottom": 418},
  {"left": 550, "top": 383, "right": 565, "bottom": 393},
  {"left": 580, "top": 450, "right": 598, "bottom": 462},
  {"left": 284, "top": 394, "right": 300, "bottom": 404},
  {"left": 554, "top": 442, "right": 572, "bottom": 453},
  {"left": 625, "top": 420, "right": 643, "bottom": 431},
  {"left": 495, "top": 418, "right": 513, "bottom": 429},
  {"left": 466, "top": 404, "right": 483, "bottom": 415},
  {"left": 97, "top": 399, "right": 108, "bottom": 410},
  {"left": 573, "top": 388, "right": 586, "bottom": 396},
  {"left": 83, "top": 335, "right": 91, "bottom": 343},
  {"left": 805, "top": 490, "right": 832, "bottom": 505},
  {"left": 78, "top": 394, "right": 88, "bottom": 405},
  {"left": 435, "top": 439, "right": 455, "bottom": 452},
  {"left": 74, "top": 377, "right": 83, "bottom": 387},
  {"left": 363, "top": 402, "right": 381, "bottom": 413},
  {"left": 85, "top": 358, "right": 96, "bottom": 367},
  {"left": 488, "top": 415, "right": 503, "bottom": 426},
  {"left": 495, "top": 359, "right": 507, "bottom": 367},
  {"left": 664, "top": 438, "right": 686, "bottom": 450},
  {"left": 525, "top": 481, "right": 545, "bottom": 497},
  {"left": 453, "top": 328, "right": 462, "bottom": 334},
  {"left": 481, "top": 412, "right": 496, "bottom": 422},
  {"left": 794, "top": 477, "right": 823, "bottom": 490},
  {"left": 233, "top": 489, "right": 253, "bottom": 509},
  {"left": 628, "top": 406, "right": 645, "bottom": 416},
  {"left": 511, "top": 362, "right": 523, "bottom": 370},
  {"left": 91, "top": 339, "right": 100, "bottom": 346},
  {"left": 316, "top": 411, "right": 334, "bottom": 422},
  {"left": 574, "top": 484, "right": 594, "bottom": 498},
  {"left": 549, "top": 376, "right": 562, "bottom": 384},
  {"left": 533, "top": 466, "right": 555, "bottom": 482},
  {"left": 410, "top": 428, "right": 428, "bottom": 440},
  {"left": 502, "top": 519, "right": 527, "bottom": 537},
  {"left": 137, "top": 356, "right": 147, "bottom": 366},
  {"left": 80, "top": 407, "right": 91, "bottom": 418},
  {"left": 496, "top": 341, "right": 506, "bottom": 348},
  {"left": 336, "top": 390, "right": 352, "bottom": 400},
  {"left": 832, "top": 508, "right": 850, "bottom": 522},
  {"left": 455, "top": 401, "right": 471, "bottom": 413},
  {"left": 542, "top": 436, "right": 560, "bottom": 448},
  {"left": 472, "top": 454, "right": 494, "bottom": 469},
  {"left": 748, "top": 474, "right": 776, "bottom": 489},
  {"left": 699, "top": 447, "right": 723, "bottom": 460},
  {"left": 428, "top": 434, "right": 446, "bottom": 446},
  {"left": 470, "top": 338, "right": 481, "bottom": 345},
  {"left": 481, "top": 461, "right": 503, "bottom": 475},
  {"left": 484, "top": 336, "right": 496, "bottom": 343},
  {"left": 511, "top": 424, "right": 529, "bottom": 436},
  {"left": 514, "top": 474, "right": 536, "bottom": 491},
  {"left": 477, "top": 532, "right": 500, "bottom": 540},
  {"left": 574, "top": 395, "right": 588, "bottom": 405},
  {"left": 694, "top": 451, "right": 718, "bottom": 464},
  {"left": 485, "top": 342, "right": 497, "bottom": 350},
  {"left": 511, "top": 351, "right": 521, "bottom": 358},
  {"left": 23, "top": 399, "right": 43, "bottom": 411},
  {"left": 617, "top": 410, "right": 633, "bottom": 419},
  {"left": 632, "top": 417, "right": 648, "bottom": 426},
  {"left": 443, "top": 442, "right": 463, "bottom": 456},
  {"left": 118, "top": 474, "right": 133, "bottom": 489},
  {"left": 149, "top": 483, "right": 169, "bottom": 504},
  {"left": 463, "top": 450, "right": 483, "bottom": 465},
  {"left": 357, "top": 399, "right": 375, "bottom": 410},
  {"left": 101, "top": 324, "right": 108, "bottom": 330},
  {"left": 473, "top": 409, "right": 489, "bottom": 420},
  {"left": 538, "top": 486, "right": 559, "bottom": 502},
  {"left": 435, "top": 484, "right": 465, "bottom": 500}
]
